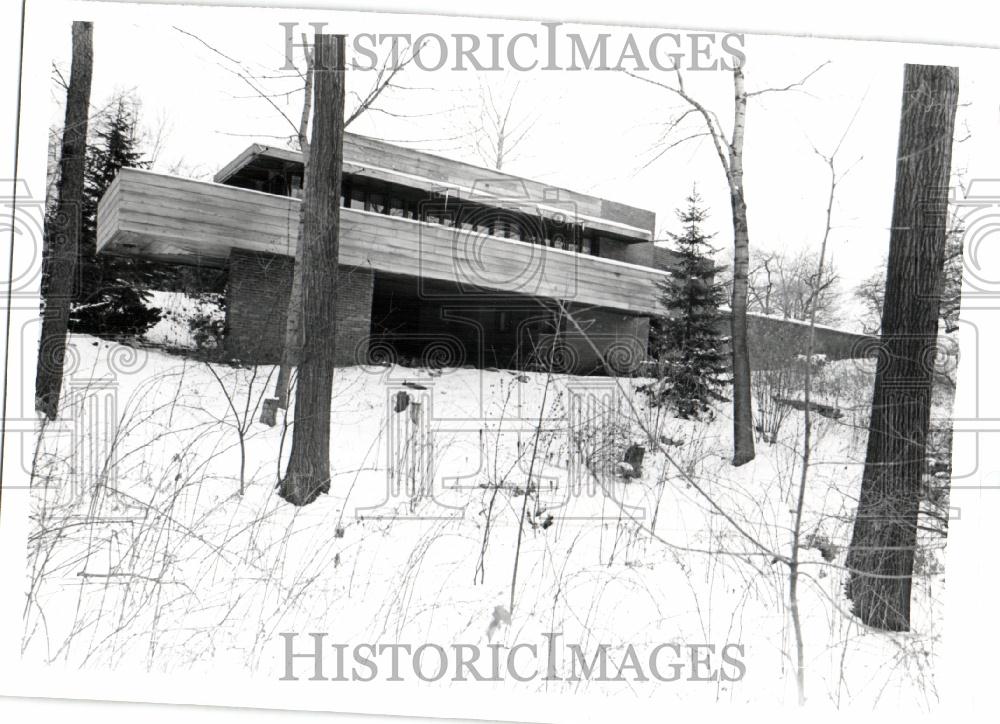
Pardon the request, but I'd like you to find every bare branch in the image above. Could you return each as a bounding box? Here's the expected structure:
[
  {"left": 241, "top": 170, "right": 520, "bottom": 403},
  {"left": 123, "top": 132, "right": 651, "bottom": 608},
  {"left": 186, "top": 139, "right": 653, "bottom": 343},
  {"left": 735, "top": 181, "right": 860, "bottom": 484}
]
[
  {"left": 623, "top": 69, "right": 732, "bottom": 176},
  {"left": 51, "top": 62, "right": 68, "bottom": 89},
  {"left": 745, "top": 61, "right": 831, "bottom": 98},
  {"left": 345, "top": 40, "right": 425, "bottom": 128},
  {"left": 172, "top": 25, "right": 242, "bottom": 65},
  {"left": 172, "top": 25, "right": 299, "bottom": 135}
]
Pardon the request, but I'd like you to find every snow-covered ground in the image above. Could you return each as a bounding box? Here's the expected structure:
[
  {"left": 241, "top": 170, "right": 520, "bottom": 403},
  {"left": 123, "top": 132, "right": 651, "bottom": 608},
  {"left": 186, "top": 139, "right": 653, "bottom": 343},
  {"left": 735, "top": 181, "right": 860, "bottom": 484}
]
[{"left": 22, "top": 333, "right": 947, "bottom": 708}]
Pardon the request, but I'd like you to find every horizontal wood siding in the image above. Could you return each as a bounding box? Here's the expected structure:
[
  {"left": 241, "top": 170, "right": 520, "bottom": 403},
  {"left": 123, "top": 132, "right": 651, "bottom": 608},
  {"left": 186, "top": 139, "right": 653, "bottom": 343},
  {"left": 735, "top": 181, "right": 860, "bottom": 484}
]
[
  {"left": 216, "top": 136, "right": 656, "bottom": 237},
  {"left": 99, "top": 168, "right": 666, "bottom": 315}
]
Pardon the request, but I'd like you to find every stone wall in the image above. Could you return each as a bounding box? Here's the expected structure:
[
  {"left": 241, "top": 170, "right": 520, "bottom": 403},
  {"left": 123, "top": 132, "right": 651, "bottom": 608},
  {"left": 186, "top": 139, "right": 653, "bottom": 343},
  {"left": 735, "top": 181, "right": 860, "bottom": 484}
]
[
  {"left": 335, "top": 265, "right": 376, "bottom": 366},
  {"left": 225, "top": 249, "right": 374, "bottom": 366},
  {"left": 741, "top": 313, "right": 877, "bottom": 368},
  {"left": 225, "top": 250, "right": 294, "bottom": 364}
]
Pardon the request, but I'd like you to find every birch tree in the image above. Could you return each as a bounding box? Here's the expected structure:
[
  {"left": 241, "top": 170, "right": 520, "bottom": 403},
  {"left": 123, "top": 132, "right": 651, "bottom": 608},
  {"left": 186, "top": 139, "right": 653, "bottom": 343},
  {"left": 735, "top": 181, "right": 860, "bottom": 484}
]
[
  {"left": 468, "top": 76, "right": 539, "bottom": 171},
  {"left": 628, "top": 61, "right": 827, "bottom": 466},
  {"left": 726, "top": 67, "right": 755, "bottom": 466},
  {"left": 265, "top": 50, "right": 313, "bottom": 419}
]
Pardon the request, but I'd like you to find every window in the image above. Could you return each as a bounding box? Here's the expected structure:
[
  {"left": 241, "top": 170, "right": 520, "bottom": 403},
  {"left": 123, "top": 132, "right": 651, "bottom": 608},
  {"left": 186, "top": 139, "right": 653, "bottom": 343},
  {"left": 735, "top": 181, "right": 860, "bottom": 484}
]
[
  {"left": 327, "top": 177, "right": 603, "bottom": 260},
  {"left": 368, "top": 192, "right": 386, "bottom": 214},
  {"left": 266, "top": 173, "right": 286, "bottom": 196}
]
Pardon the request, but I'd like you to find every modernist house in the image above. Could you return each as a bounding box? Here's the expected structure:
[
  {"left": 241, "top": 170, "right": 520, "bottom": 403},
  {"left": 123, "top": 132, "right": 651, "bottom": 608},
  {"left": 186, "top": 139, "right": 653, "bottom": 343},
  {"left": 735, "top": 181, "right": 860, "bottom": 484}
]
[
  {"left": 97, "top": 133, "right": 666, "bottom": 372},
  {"left": 96, "top": 133, "right": 873, "bottom": 372}
]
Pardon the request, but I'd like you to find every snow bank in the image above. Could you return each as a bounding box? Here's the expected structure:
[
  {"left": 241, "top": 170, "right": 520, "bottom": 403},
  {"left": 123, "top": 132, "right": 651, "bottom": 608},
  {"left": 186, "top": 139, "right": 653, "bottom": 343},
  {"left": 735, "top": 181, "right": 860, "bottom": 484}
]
[{"left": 22, "top": 336, "right": 945, "bottom": 709}]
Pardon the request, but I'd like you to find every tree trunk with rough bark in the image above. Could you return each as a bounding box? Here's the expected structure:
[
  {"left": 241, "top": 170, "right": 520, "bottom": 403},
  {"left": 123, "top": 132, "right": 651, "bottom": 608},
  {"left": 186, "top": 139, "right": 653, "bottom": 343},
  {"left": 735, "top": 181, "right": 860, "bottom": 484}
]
[
  {"left": 728, "top": 67, "right": 755, "bottom": 466},
  {"left": 277, "top": 34, "right": 345, "bottom": 506},
  {"left": 845, "top": 63, "right": 958, "bottom": 631},
  {"left": 35, "top": 21, "right": 93, "bottom": 420}
]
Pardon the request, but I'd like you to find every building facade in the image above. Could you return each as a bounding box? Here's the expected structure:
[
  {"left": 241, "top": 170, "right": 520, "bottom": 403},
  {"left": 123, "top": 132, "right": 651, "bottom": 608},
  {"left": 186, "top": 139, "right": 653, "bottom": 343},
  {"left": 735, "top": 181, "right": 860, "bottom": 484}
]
[
  {"left": 96, "top": 133, "right": 875, "bottom": 372},
  {"left": 97, "top": 133, "right": 663, "bottom": 373}
]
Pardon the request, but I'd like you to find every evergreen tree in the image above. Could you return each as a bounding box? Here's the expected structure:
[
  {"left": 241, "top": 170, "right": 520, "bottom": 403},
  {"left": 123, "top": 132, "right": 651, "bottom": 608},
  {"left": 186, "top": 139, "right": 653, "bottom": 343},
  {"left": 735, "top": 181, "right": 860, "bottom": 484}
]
[
  {"left": 643, "top": 191, "right": 730, "bottom": 419},
  {"left": 69, "top": 95, "right": 162, "bottom": 337}
]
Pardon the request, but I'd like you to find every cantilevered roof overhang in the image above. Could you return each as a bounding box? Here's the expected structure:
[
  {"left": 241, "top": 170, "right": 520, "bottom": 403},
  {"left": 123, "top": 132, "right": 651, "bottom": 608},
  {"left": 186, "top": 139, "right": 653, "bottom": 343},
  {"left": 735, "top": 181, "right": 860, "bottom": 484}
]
[{"left": 214, "top": 134, "right": 656, "bottom": 243}]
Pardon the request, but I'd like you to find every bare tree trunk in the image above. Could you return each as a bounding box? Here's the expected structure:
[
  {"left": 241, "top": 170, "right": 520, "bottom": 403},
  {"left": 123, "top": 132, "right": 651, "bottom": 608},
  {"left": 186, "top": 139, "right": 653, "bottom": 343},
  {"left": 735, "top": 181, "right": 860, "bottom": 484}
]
[
  {"left": 845, "top": 64, "right": 958, "bottom": 631},
  {"left": 628, "top": 61, "right": 829, "bottom": 464},
  {"left": 35, "top": 22, "right": 93, "bottom": 420},
  {"left": 262, "top": 40, "right": 419, "bottom": 425},
  {"left": 268, "top": 210, "right": 306, "bottom": 414},
  {"left": 266, "top": 57, "right": 314, "bottom": 420},
  {"left": 728, "top": 67, "right": 755, "bottom": 466},
  {"left": 277, "top": 34, "right": 345, "bottom": 506}
]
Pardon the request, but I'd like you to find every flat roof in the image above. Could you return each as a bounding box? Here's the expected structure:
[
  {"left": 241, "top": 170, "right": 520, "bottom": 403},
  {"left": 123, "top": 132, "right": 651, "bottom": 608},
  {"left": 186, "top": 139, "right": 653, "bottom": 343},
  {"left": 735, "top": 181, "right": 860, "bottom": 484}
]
[{"left": 213, "top": 133, "right": 656, "bottom": 239}]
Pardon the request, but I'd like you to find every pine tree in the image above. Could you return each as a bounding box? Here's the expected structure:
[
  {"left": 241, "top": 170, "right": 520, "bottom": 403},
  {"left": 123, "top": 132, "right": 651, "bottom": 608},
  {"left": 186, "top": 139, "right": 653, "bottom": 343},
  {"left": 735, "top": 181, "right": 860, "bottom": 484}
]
[
  {"left": 69, "top": 95, "right": 162, "bottom": 337},
  {"left": 644, "top": 191, "right": 730, "bottom": 419}
]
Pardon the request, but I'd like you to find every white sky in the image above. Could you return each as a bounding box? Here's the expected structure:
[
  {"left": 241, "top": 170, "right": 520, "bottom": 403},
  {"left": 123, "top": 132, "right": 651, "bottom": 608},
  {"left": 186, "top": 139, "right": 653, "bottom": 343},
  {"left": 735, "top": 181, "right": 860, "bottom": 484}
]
[{"left": 40, "top": 5, "right": 1000, "bottom": 330}]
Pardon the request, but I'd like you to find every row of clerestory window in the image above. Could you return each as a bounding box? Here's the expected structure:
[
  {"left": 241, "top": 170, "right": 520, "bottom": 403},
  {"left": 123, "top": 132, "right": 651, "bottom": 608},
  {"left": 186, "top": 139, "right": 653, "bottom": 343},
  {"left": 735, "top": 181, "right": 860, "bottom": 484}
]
[{"left": 283, "top": 171, "right": 603, "bottom": 256}]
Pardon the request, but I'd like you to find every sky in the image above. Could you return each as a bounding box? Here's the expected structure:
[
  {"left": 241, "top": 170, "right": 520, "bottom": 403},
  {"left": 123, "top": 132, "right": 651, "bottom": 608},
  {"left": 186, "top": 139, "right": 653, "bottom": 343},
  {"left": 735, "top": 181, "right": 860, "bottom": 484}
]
[{"left": 38, "top": 4, "right": 1000, "bottom": 331}]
